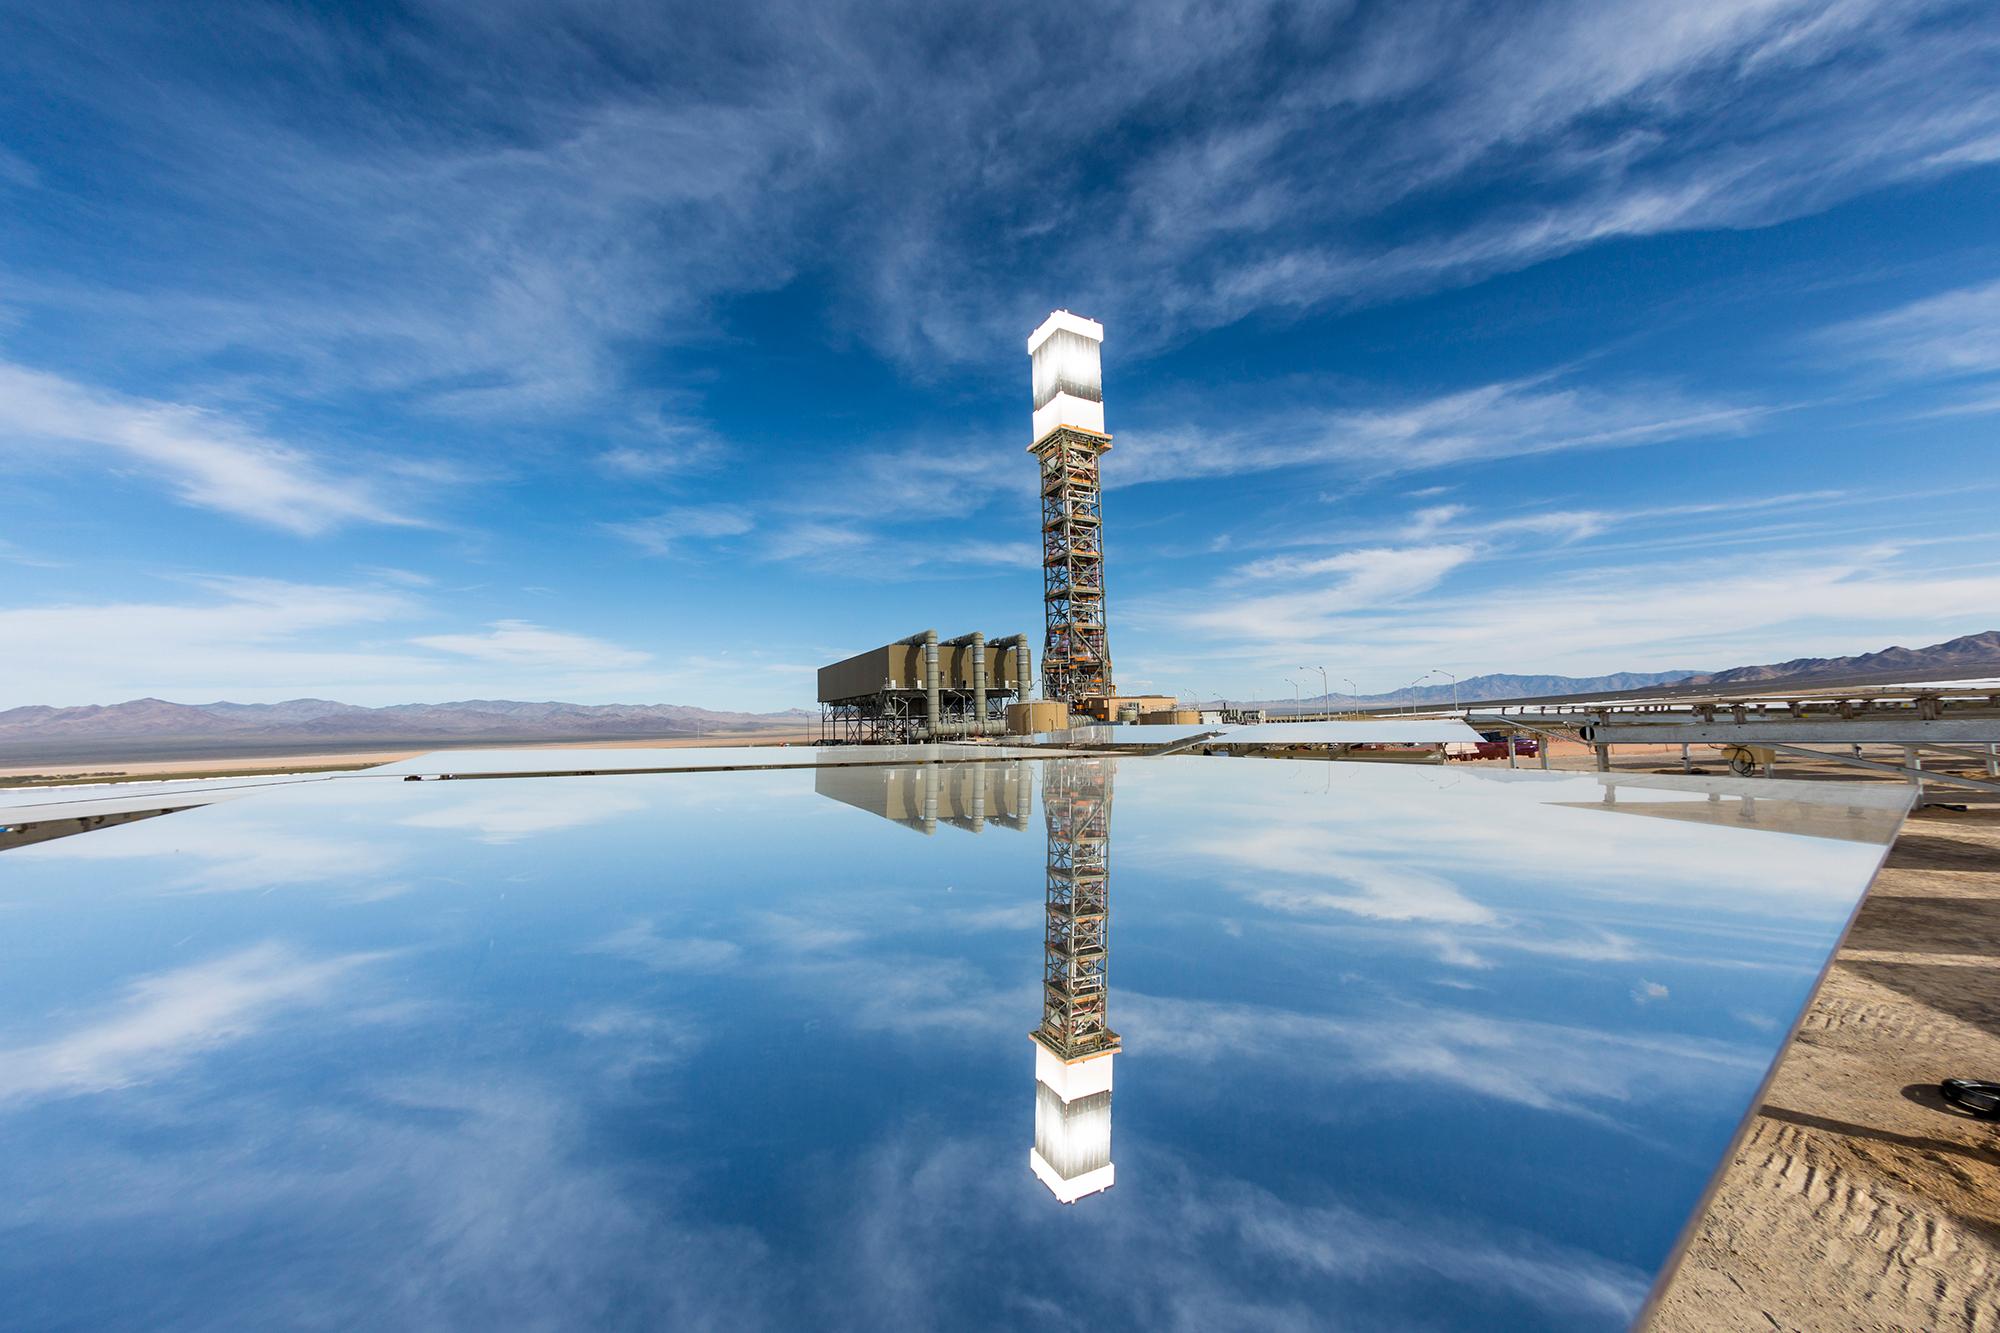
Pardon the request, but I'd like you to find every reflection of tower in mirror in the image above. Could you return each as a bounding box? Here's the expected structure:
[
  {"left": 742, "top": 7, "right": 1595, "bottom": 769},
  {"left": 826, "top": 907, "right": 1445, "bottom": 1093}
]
[{"left": 1030, "top": 757, "right": 1119, "bottom": 1204}]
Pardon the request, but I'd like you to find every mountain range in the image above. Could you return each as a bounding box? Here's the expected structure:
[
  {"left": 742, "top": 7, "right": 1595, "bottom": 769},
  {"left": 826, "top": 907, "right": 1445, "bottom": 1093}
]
[
  {"left": 0, "top": 698, "right": 814, "bottom": 765},
  {"left": 1243, "top": 631, "right": 2000, "bottom": 709},
  {"left": 6, "top": 631, "right": 1996, "bottom": 765}
]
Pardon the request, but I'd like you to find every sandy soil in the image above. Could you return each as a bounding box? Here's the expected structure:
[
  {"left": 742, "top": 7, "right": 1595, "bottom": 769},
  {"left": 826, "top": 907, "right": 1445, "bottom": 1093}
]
[
  {"left": 0, "top": 728, "right": 820, "bottom": 785},
  {"left": 1648, "top": 804, "right": 2000, "bottom": 1331}
]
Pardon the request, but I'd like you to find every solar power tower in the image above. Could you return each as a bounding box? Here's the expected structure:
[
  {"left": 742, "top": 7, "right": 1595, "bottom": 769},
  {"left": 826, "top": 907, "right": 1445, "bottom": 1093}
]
[
  {"left": 1030, "top": 757, "right": 1119, "bottom": 1203},
  {"left": 1028, "top": 311, "right": 1114, "bottom": 706}
]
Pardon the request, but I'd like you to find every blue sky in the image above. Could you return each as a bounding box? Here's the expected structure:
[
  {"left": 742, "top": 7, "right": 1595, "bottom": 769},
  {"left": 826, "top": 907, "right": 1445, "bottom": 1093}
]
[{"left": 2, "top": 0, "right": 1997, "bottom": 711}]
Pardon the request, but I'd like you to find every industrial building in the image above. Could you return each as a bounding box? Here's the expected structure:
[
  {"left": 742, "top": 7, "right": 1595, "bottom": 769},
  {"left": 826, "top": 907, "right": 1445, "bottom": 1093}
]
[{"left": 816, "top": 629, "right": 1031, "bottom": 744}]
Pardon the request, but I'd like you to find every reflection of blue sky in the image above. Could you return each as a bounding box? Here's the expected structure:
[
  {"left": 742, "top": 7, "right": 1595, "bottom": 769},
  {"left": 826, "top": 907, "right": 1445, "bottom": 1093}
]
[
  {"left": 0, "top": 758, "right": 1900, "bottom": 1327},
  {"left": 1131, "top": 762, "right": 1900, "bottom": 988}
]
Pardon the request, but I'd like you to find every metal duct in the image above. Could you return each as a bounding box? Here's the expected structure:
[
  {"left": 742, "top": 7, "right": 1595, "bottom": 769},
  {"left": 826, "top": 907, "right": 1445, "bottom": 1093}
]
[
  {"left": 924, "top": 630, "right": 940, "bottom": 739},
  {"left": 996, "top": 633, "right": 1032, "bottom": 702},
  {"left": 971, "top": 631, "right": 987, "bottom": 731}
]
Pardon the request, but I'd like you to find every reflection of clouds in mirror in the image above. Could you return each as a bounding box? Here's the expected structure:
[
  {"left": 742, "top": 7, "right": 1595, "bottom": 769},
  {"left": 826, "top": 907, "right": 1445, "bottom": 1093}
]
[
  {"left": 567, "top": 1006, "right": 703, "bottom": 1082},
  {"left": 584, "top": 920, "right": 742, "bottom": 973},
  {"left": 1143, "top": 764, "right": 1891, "bottom": 983},
  {"left": 1240, "top": 864, "right": 1498, "bottom": 925},
  {"left": 945, "top": 902, "right": 1042, "bottom": 932},
  {"left": 1121, "top": 991, "right": 1758, "bottom": 1120},
  {"left": 4, "top": 1074, "right": 782, "bottom": 1329},
  {"left": 1423, "top": 931, "right": 1493, "bottom": 969},
  {"left": 5, "top": 1067, "right": 1643, "bottom": 1329},
  {"left": 0, "top": 942, "right": 385, "bottom": 1106},
  {"left": 829, "top": 1131, "right": 1648, "bottom": 1328},
  {"left": 13, "top": 818, "right": 401, "bottom": 894},
  {"left": 399, "top": 786, "right": 648, "bottom": 844},
  {"left": 754, "top": 911, "right": 865, "bottom": 953},
  {"left": 1152, "top": 766, "right": 1889, "bottom": 913}
]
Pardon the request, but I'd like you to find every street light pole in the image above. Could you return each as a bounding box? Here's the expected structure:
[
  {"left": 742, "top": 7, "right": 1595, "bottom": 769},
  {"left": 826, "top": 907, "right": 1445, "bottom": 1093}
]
[
  {"left": 1300, "top": 665, "right": 1329, "bottom": 718},
  {"left": 1436, "top": 669, "right": 1459, "bottom": 712},
  {"left": 1400, "top": 669, "right": 1439, "bottom": 715}
]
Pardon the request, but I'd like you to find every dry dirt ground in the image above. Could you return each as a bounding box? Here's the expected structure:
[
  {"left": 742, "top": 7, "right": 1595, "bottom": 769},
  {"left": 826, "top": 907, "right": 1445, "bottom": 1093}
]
[{"left": 1648, "top": 801, "right": 2000, "bottom": 1332}]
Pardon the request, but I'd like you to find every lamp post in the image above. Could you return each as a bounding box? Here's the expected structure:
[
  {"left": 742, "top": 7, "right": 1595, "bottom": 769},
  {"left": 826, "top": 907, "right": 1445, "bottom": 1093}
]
[
  {"left": 1289, "top": 679, "right": 1302, "bottom": 718},
  {"left": 1435, "top": 669, "right": 1459, "bottom": 712},
  {"left": 1300, "top": 665, "right": 1329, "bottom": 718},
  {"left": 1399, "top": 669, "right": 1440, "bottom": 715}
]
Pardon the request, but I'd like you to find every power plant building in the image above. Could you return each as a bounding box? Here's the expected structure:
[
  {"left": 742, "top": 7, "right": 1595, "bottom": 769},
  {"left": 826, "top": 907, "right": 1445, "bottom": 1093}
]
[{"left": 817, "top": 629, "right": 1031, "bottom": 744}]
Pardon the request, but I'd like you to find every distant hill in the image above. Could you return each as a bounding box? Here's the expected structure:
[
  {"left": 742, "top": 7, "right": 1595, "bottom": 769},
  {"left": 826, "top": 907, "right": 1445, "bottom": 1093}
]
[
  {"left": 10, "top": 631, "right": 1997, "bottom": 764},
  {"left": 1255, "top": 631, "right": 2000, "bottom": 709},
  {"left": 1256, "top": 670, "right": 1702, "bottom": 710},
  {"left": 0, "top": 698, "right": 815, "bottom": 765},
  {"left": 1683, "top": 630, "right": 2000, "bottom": 687}
]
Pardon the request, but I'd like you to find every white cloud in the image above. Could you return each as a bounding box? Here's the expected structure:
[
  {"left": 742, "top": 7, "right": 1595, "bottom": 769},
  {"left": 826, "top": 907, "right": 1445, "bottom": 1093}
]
[
  {"left": 1159, "top": 536, "right": 2000, "bottom": 672},
  {"left": 603, "top": 505, "right": 753, "bottom": 557},
  {"left": 411, "top": 619, "right": 651, "bottom": 669},
  {"left": 1185, "top": 545, "right": 1476, "bottom": 640},
  {"left": 0, "top": 578, "right": 719, "bottom": 708},
  {"left": 0, "top": 577, "right": 420, "bottom": 701},
  {"left": 1824, "top": 277, "right": 2000, "bottom": 381},
  {"left": 20, "top": 0, "right": 1993, "bottom": 398},
  {"left": 1115, "top": 377, "right": 1765, "bottom": 487},
  {"left": 0, "top": 942, "right": 384, "bottom": 1105},
  {"left": 0, "top": 361, "right": 409, "bottom": 534}
]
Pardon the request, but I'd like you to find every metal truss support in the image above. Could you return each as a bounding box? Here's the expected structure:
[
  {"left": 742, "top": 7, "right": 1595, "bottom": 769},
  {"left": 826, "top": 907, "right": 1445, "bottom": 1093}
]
[
  {"left": 1764, "top": 743, "right": 2000, "bottom": 797},
  {"left": 1037, "top": 758, "right": 1119, "bottom": 1060},
  {"left": 1031, "top": 426, "right": 1114, "bottom": 706}
]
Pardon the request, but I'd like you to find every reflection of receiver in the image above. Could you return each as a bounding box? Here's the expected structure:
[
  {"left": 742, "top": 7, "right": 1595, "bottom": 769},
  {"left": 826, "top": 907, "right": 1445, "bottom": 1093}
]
[{"left": 1029, "top": 1037, "right": 1115, "bottom": 1204}]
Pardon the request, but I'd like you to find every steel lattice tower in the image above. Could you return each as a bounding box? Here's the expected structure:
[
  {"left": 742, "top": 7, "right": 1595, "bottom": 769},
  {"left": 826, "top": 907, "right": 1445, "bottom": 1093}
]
[
  {"left": 1035, "top": 758, "right": 1118, "bottom": 1060},
  {"left": 1028, "top": 756, "right": 1119, "bottom": 1203},
  {"left": 1028, "top": 312, "right": 1114, "bottom": 705}
]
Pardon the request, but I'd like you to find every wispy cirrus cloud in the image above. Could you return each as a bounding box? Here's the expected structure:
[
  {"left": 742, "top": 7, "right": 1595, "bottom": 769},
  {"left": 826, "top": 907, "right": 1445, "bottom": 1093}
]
[
  {"left": 1821, "top": 276, "right": 2000, "bottom": 418},
  {"left": 16, "top": 1, "right": 1998, "bottom": 392},
  {"left": 411, "top": 620, "right": 651, "bottom": 669},
  {"left": 0, "top": 361, "right": 411, "bottom": 534},
  {"left": 1115, "top": 376, "right": 1767, "bottom": 487},
  {"left": 602, "top": 505, "right": 753, "bottom": 558},
  {"left": 0, "top": 577, "right": 694, "bottom": 707},
  {"left": 1183, "top": 544, "right": 1477, "bottom": 640},
  {"left": 1157, "top": 536, "right": 2000, "bottom": 674}
]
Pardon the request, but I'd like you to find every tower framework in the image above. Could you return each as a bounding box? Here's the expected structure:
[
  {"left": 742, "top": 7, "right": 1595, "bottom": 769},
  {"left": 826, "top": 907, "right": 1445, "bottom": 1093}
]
[
  {"left": 1029, "top": 756, "right": 1119, "bottom": 1203},
  {"left": 1035, "top": 758, "right": 1118, "bottom": 1059},
  {"left": 1028, "top": 312, "right": 1114, "bottom": 706}
]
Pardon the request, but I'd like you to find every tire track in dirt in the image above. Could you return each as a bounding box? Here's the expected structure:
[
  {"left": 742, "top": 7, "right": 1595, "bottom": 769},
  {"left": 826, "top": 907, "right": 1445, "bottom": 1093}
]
[{"left": 1650, "top": 807, "right": 2000, "bottom": 1332}]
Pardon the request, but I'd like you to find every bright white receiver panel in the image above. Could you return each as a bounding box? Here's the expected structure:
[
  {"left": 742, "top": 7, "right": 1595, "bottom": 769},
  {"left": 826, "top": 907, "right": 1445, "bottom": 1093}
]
[{"left": 1030, "top": 310, "right": 1105, "bottom": 444}]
